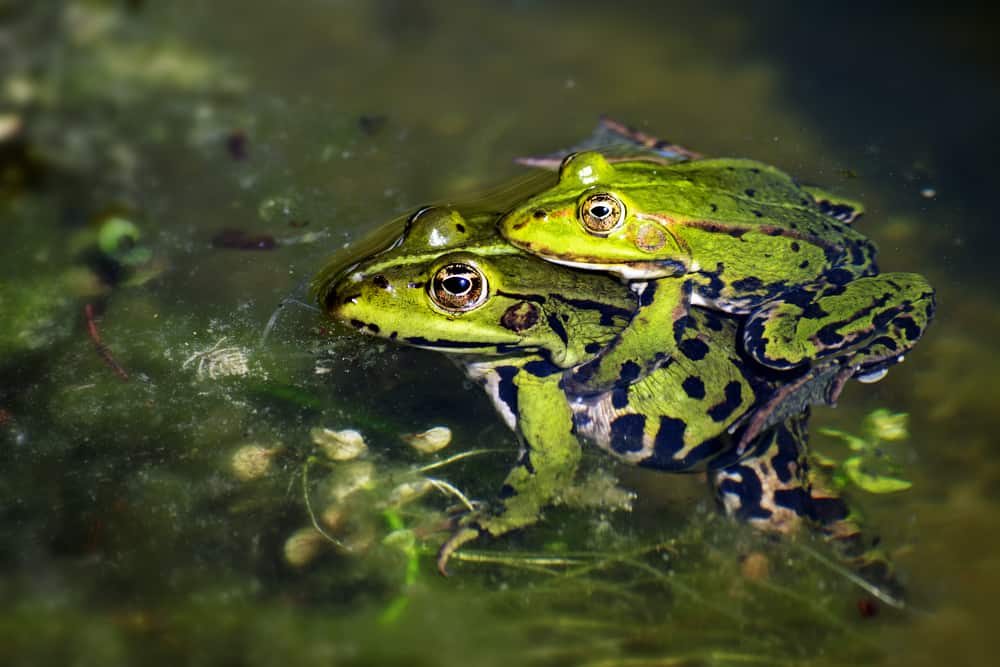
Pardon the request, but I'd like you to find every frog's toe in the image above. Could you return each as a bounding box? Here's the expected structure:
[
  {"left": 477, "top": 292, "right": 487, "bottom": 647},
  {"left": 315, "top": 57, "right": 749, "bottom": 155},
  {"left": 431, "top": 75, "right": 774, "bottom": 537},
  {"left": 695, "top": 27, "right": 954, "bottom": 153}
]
[{"left": 436, "top": 526, "right": 482, "bottom": 576}]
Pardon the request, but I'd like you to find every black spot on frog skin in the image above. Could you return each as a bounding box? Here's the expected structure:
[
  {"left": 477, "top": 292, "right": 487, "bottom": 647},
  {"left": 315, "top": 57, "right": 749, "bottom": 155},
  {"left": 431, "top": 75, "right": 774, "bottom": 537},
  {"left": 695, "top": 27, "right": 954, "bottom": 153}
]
[
  {"left": 638, "top": 280, "right": 658, "bottom": 307},
  {"left": 349, "top": 319, "right": 366, "bottom": 330},
  {"left": 815, "top": 323, "right": 845, "bottom": 347},
  {"left": 850, "top": 243, "right": 871, "bottom": 267},
  {"left": 672, "top": 314, "right": 691, "bottom": 344},
  {"left": 790, "top": 242, "right": 801, "bottom": 252},
  {"left": 585, "top": 342, "right": 602, "bottom": 354},
  {"left": 618, "top": 361, "right": 642, "bottom": 384},
  {"left": 610, "top": 414, "right": 646, "bottom": 454},
  {"left": 698, "top": 267, "right": 725, "bottom": 302},
  {"left": 701, "top": 311, "right": 725, "bottom": 331},
  {"left": 455, "top": 223, "right": 466, "bottom": 233},
  {"left": 745, "top": 188, "right": 757, "bottom": 197},
  {"left": 682, "top": 376, "right": 706, "bottom": 399},
  {"left": 714, "top": 464, "right": 770, "bottom": 521},
  {"left": 678, "top": 337, "right": 709, "bottom": 361},
  {"left": 826, "top": 268, "right": 854, "bottom": 285},
  {"left": 611, "top": 387, "right": 630, "bottom": 409},
  {"left": 752, "top": 210, "right": 764, "bottom": 218},
  {"left": 372, "top": 274, "right": 390, "bottom": 289},
  {"left": 523, "top": 359, "right": 561, "bottom": 377},
  {"left": 707, "top": 381, "right": 743, "bottom": 422},
  {"left": 811, "top": 495, "right": 851, "bottom": 524},
  {"left": 799, "top": 260, "right": 810, "bottom": 269},
  {"left": 801, "top": 301, "right": 830, "bottom": 320},
  {"left": 644, "top": 432, "right": 725, "bottom": 471},
  {"left": 709, "top": 203, "right": 718, "bottom": 212},
  {"left": 773, "top": 488, "right": 813, "bottom": 518},
  {"left": 546, "top": 313, "right": 569, "bottom": 347},
  {"left": 866, "top": 335, "right": 899, "bottom": 353},
  {"left": 732, "top": 276, "right": 764, "bottom": 292},
  {"left": 497, "top": 484, "right": 517, "bottom": 499},
  {"left": 769, "top": 425, "right": 802, "bottom": 484},
  {"left": 496, "top": 365, "right": 520, "bottom": 421},
  {"left": 389, "top": 331, "right": 397, "bottom": 340},
  {"left": 897, "top": 316, "right": 922, "bottom": 342},
  {"left": 550, "top": 295, "right": 633, "bottom": 327},
  {"left": 651, "top": 416, "right": 686, "bottom": 455}
]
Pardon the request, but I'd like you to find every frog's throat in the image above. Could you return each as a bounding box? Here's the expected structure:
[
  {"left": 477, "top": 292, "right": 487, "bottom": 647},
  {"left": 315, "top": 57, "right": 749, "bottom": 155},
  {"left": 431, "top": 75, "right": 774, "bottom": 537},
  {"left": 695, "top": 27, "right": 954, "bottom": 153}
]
[{"left": 536, "top": 255, "right": 686, "bottom": 281}]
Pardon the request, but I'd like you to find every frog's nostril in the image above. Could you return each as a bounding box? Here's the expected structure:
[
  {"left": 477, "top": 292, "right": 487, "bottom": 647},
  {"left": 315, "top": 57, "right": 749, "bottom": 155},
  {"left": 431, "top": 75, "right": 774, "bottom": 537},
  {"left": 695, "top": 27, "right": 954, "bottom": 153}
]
[
  {"left": 532, "top": 209, "right": 547, "bottom": 220},
  {"left": 373, "top": 275, "right": 390, "bottom": 289}
]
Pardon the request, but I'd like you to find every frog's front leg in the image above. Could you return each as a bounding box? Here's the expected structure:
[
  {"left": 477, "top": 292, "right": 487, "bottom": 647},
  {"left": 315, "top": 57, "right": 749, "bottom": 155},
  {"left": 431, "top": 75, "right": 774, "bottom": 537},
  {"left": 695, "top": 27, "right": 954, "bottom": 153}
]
[
  {"left": 742, "top": 272, "right": 935, "bottom": 375},
  {"left": 564, "top": 277, "right": 691, "bottom": 395},
  {"left": 437, "top": 368, "right": 581, "bottom": 575}
]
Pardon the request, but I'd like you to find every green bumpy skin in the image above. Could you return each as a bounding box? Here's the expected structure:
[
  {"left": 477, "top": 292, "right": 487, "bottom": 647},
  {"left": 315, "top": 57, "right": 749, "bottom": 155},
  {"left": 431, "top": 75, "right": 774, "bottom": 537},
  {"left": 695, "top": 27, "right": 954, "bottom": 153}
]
[
  {"left": 498, "top": 151, "right": 936, "bottom": 394},
  {"left": 316, "top": 206, "right": 891, "bottom": 584},
  {"left": 317, "top": 207, "right": 773, "bottom": 570}
]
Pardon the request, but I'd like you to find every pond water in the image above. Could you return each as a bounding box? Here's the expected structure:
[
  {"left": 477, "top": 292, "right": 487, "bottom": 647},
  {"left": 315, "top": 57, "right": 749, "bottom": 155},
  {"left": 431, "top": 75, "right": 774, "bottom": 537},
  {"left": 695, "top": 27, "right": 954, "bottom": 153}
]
[{"left": 2, "top": 2, "right": 998, "bottom": 665}]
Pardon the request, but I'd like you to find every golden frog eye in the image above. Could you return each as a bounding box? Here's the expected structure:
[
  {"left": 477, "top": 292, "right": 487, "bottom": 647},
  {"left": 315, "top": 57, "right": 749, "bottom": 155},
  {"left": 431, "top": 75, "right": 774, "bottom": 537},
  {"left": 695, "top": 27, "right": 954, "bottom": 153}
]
[
  {"left": 429, "top": 262, "right": 488, "bottom": 313},
  {"left": 579, "top": 193, "right": 625, "bottom": 234}
]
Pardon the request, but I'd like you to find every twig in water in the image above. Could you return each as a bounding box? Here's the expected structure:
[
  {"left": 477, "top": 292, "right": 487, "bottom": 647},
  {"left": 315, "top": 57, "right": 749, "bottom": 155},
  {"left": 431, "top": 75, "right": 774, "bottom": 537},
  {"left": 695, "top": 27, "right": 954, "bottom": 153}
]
[{"left": 84, "top": 304, "right": 129, "bottom": 381}]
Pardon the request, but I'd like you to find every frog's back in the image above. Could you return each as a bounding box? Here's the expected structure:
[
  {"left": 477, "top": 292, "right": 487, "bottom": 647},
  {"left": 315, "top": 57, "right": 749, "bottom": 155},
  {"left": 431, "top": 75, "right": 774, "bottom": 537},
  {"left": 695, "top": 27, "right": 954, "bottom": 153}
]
[{"left": 619, "top": 158, "right": 877, "bottom": 274}]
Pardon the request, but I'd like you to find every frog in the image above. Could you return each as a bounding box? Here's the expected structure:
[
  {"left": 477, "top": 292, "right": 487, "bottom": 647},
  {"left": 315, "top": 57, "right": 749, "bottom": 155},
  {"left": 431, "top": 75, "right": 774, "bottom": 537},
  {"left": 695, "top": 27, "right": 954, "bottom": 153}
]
[
  {"left": 314, "top": 205, "right": 870, "bottom": 576},
  {"left": 497, "top": 143, "right": 936, "bottom": 405}
]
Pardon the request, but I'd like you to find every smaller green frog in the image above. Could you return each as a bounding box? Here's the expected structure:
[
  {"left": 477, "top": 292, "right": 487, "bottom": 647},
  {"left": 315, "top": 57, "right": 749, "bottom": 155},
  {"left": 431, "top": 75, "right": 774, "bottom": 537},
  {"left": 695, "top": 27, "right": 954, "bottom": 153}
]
[
  {"left": 498, "top": 146, "right": 935, "bottom": 399},
  {"left": 316, "top": 207, "right": 866, "bottom": 574}
]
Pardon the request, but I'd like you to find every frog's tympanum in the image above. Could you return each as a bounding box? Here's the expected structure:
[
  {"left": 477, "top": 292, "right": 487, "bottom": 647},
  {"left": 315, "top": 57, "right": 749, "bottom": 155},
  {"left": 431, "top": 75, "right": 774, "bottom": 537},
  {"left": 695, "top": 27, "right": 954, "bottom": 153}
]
[
  {"left": 315, "top": 207, "right": 868, "bottom": 576},
  {"left": 498, "top": 147, "right": 936, "bottom": 397}
]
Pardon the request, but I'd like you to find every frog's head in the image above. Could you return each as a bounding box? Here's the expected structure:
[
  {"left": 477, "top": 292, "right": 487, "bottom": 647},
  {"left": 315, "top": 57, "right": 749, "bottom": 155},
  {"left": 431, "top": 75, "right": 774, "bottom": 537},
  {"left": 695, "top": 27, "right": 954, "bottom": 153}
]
[
  {"left": 499, "top": 151, "right": 690, "bottom": 280},
  {"left": 318, "top": 207, "right": 634, "bottom": 368}
]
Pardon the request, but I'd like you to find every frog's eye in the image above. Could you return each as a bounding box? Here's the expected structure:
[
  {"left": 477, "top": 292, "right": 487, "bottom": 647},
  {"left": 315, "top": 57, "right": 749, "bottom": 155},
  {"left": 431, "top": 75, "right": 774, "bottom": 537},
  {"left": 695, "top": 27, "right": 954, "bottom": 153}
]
[
  {"left": 429, "top": 263, "right": 488, "bottom": 313},
  {"left": 579, "top": 193, "right": 625, "bottom": 235}
]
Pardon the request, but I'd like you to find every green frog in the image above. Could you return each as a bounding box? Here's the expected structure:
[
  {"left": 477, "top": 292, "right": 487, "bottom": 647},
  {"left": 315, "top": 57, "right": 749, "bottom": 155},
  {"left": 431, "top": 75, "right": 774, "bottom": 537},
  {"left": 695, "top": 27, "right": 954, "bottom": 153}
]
[
  {"left": 498, "top": 145, "right": 936, "bottom": 399},
  {"left": 314, "top": 206, "right": 864, "bottom": 575}
]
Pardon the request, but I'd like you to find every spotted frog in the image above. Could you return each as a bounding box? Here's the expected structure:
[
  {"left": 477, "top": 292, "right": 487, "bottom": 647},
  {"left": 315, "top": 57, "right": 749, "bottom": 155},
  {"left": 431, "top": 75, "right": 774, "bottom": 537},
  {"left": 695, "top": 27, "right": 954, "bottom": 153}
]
[
  {"left": 315, "top": 206, "right": 863, "bottom": 574},
  {"left": 498, "top": 139, "right": 936, "bottom": 398}
]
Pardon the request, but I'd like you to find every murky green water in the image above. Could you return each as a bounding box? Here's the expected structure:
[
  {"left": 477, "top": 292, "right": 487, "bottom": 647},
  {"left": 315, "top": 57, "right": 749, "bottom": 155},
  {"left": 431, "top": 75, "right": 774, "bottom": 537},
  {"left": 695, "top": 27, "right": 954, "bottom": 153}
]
[{"left": 2, "top": 2, "right": 997, "bottom": 665}]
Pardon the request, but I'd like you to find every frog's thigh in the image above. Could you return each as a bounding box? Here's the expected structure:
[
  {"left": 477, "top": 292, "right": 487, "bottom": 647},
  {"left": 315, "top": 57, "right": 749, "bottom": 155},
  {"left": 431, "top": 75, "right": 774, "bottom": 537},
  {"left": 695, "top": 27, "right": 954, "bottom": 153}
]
[
  {"left": 709, "top": 416, "right": 813, "bottom": 533},
  {"left": 743, "top": 272, "right": 935, "bottom": 370},
  {"left": 474, "top": 371, "right": 582, "bottom": 538},
  {"left": 568, "top": 278, "right": 691, "bottom": 393}
]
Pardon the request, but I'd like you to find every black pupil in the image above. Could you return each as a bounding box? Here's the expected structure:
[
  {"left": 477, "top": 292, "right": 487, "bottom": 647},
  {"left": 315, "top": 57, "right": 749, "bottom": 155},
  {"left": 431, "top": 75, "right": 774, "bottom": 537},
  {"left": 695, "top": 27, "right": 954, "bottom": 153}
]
[
  {"left": 443, "top": 275, "right": 471, "bottom": 294},
  {"left": 591, "top": 204, "right": 611, "bottom": 219}
]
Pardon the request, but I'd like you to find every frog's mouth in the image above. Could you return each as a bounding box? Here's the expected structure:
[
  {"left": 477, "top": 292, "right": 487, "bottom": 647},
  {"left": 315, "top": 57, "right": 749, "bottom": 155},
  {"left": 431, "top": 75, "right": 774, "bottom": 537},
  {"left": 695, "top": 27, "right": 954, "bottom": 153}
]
[{"left": 538, "top": 255, "right": 686, "bottom": 281}]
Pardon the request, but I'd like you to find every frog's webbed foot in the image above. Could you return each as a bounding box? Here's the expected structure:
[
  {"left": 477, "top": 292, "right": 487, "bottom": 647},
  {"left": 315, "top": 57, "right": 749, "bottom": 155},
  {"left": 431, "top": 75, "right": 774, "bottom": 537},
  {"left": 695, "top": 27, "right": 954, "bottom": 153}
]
[
  {"left": 716, "top": 416, "right": 905, "bottom": 603},
  {"left": 436, "top": 525, "right": 483, "bottom": 577}
]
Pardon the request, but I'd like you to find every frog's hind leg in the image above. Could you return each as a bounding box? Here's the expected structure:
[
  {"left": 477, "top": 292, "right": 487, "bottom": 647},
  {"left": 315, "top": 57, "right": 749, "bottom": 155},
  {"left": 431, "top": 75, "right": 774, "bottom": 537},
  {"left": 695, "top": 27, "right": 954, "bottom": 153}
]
[
  {"left": 742, "top": 272, "right": 936, "bottom": 375},
  {"left": 710, "top": 415, "right": 814, "bottom": 534},
  {"left": 710, "top": 416, "right": 902, "bottom": 597}
]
